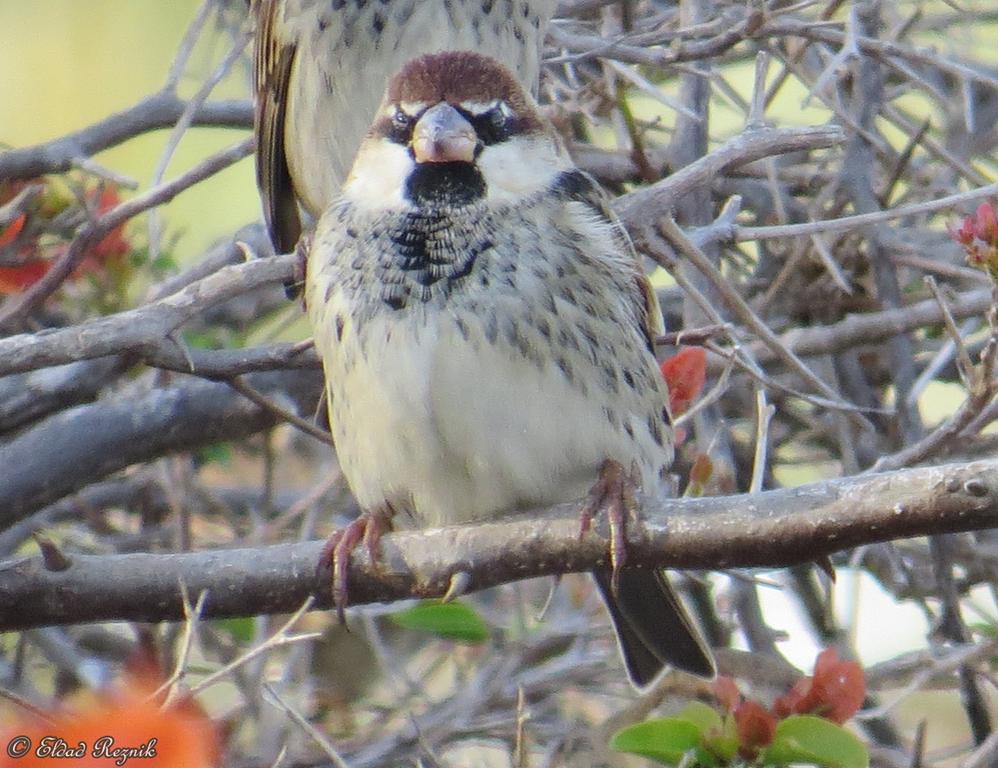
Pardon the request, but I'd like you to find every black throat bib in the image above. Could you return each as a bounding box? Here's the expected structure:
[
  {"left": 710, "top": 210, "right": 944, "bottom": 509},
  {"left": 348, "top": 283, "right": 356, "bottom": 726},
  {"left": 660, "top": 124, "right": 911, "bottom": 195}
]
[{"left": 404, "top": 162, "right": 487, "bottom": 208}]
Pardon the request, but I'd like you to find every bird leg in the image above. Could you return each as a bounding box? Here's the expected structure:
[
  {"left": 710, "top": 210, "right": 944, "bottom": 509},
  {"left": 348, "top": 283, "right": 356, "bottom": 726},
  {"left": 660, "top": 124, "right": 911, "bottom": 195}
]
[
  {"left": 285, "top": 230, "right": 312, "bottom": 302},
  {"left": 318, "top": 503, "right": 394, "bottom": 623},
  {"left": 579, "top": 459, "right": 638, "bottom": 595}
]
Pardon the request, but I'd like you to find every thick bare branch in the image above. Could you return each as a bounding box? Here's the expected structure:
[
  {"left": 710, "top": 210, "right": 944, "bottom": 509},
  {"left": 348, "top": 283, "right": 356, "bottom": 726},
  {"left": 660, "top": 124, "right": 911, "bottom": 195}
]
[
  {"left": 0, "top": 369, "right": 323, "bottom": 526},
  {"left": 0, "top": 94, "right": 252, "bottom": 181},
  {"left": 0, "top": 254, "right": 295, "bottom": 376},
  {"left": 2, "top": 459, "right": 996, "bottom": 630}
]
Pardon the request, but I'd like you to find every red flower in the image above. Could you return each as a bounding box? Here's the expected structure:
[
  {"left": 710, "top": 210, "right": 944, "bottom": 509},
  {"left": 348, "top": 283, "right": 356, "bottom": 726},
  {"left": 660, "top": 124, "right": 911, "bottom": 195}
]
[
  {"left": 709, "top": 650, "right": 866, "bottom": 762},
  {"left": 0, "top": 214, "right": 51, "bottom": 294},
  {"left": 950, "top": 201, "right": 998, "bottom": 280},
  {"left": 70, "top": 186, "right": 131, "bottom": 278},
  {"left": 712, "top": 675, "right": 742, "bottom": 712},
  {"left": 0, "top": 674, "right": 219, "bottom": 768},
  {"left": 660, "top": 346, "right": 707, "bottom": 417},
  {"left": 976, "top": 202, "right": 998, "bottom": 244},
  {"left": 0, "top": 259, "right": 51, "bottom": 294},
  {"left": 0, "top": 183, "right": 132, "bottom": 295},
  {"left": 0, "top": 212, "right": 26, "bottom": 249},
  {"left": 734, "top": 700, "right": 777, "bottom": 758},
  {"left": 774, "top": 648, "right": 865, "bottom": 724},
  {"left": 83, "top": 187, "right": 130, "bottom": 265},
  {"left": 951, "top": 215, "right": 976, "bottom": 247}
]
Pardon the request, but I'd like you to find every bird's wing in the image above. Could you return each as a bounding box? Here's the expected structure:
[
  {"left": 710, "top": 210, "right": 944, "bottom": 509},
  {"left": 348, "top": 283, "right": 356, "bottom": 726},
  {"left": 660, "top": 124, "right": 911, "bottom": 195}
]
[
  {"left": 555, "top": 169, "right": 665, "bottom": 352},
  {"left": 254, "top": 0, "right": 302, "bottom": 254}
]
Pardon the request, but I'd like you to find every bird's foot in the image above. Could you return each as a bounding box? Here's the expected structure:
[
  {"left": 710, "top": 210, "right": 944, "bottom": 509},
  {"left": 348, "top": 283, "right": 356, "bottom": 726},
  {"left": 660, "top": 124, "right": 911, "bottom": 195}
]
[
  {"left": 285, "top": 230, "right": 312, "bottom": 302},
  {"left": 579, "top": 459, "right": 639, "bottom": 595},
  {"left": 318, "top": 504, "right": 393, "bottom": 623}
]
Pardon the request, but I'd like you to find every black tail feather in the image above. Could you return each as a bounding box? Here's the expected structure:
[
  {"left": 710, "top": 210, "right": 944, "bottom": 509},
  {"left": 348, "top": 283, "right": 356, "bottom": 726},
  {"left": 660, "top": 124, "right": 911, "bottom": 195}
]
[{"left": 592, "top": 568, "right": 715, "bottom": 686}]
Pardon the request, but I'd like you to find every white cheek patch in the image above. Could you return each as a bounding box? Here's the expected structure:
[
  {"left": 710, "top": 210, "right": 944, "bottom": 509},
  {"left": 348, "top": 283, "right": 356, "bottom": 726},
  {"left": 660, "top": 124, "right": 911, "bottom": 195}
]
[
  {"left": 342, "top": 140, "right": 416, "bottom": 211},
  {"left": 477, "top": 135, "right": 572, "bottom": 203}
]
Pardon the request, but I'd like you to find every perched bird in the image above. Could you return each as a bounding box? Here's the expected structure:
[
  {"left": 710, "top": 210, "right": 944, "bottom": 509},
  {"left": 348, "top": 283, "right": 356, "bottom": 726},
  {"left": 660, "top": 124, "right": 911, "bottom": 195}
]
[
  {"left": 305, "top": 51, "right": 715, "bottom": 686},
  {"left": 253, "top": 0, "right": 557, "bottom": 255}
]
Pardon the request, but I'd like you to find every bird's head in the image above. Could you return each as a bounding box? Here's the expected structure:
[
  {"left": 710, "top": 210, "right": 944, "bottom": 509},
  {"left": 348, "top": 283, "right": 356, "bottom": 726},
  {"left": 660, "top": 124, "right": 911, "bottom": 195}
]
[{"left": 342, "top": 51, "right": 569, "bottom": 210}]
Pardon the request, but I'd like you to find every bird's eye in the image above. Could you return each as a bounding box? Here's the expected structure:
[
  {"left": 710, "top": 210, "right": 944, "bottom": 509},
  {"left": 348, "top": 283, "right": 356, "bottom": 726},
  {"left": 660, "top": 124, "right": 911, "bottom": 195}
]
[
  {"left": 386, "top": 108, "right": 413, "bottom": 144},
  {"left": 489, "top": 107, "right": 509, "bottom": 131},
  {"left": 392, "top": 109, "right": 410, "bottom": 129},
  {"left": 471, "top": 104, "right": 515, "bottom": 145}
]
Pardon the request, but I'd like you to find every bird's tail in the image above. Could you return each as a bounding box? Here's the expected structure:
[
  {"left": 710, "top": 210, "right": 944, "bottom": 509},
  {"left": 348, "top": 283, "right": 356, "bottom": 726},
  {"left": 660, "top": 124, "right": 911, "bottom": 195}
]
[{"left": 592, "top": 567, "right": 715, "bottom": 687}]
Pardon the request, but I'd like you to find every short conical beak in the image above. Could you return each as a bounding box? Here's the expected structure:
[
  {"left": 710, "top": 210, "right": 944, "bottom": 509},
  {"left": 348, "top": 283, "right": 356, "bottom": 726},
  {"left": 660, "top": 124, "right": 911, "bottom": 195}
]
[{"left": 412, "top": 103, "right": 477, "bottom": 164}]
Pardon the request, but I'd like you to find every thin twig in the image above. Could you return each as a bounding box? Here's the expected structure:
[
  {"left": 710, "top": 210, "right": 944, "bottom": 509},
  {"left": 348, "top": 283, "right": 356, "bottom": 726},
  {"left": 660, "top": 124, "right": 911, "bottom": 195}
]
[
  {"left": 924, "top": 276, "right": 976, "bottom": 389},
  {"left": 737, "top": 181, "right": 998, "bottom": 241},
  {"left": 227, "top": 377, "right": 333, "bottom": 445},
  {"left": 659, "top": 216, "right": 869, "bottom": 427},
  {"left": 263, "top": 683, "right": 352, "bottom": 768},
  {"left": 187, "top": 597, "right": 319, "bottom": 696}
]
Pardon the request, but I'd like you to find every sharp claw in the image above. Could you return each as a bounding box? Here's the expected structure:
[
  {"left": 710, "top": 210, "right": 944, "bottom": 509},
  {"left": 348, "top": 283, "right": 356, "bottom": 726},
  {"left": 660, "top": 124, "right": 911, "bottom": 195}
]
[
  {"left": 332, "top": 518, "right": 366, "bottom": 624},
  {"left": 442, "top": 571, "right": 472, "bottom": 603},
  {"left": 816, "top": 555, "right": 837, "bottom": 582},
  {"left": 318, "top": 505, "right": 394, "bottom": 625},
  {"left": 535, "top": 574, "right": 561, "bottom": 621},
  {"left": 608, "top": 493, "right": 627, "bottom": 590},
  {"left": 316, "top": 529, "right": 343, "bottom": 580},
  {"left": 579, "top": 470, "right": 610, "bottom": 540},
  {"left": 581, "top": 459, "right": 639, "bottom": 596},
  {"left": 287, "top": 232, "right": 312, "bottom": 302}
]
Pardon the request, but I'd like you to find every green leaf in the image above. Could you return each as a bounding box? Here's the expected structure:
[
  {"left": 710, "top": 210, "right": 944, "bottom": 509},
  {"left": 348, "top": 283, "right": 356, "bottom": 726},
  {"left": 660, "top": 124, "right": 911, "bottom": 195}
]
[
  {"left": 194, "top": 442, "right": 232, "bottom": 467},
  {"left": 217, "top": 616, "right": 255, "bottom": 643},
  {"left": 610, "top": 718, "right": 716, "bottom": 767},
  {"left": 969, "top": 621, "right": 998, "bottom": 639},
  {"left": 677, "top": 702, "right": 737, "bottom": 763},
  {"left": 390, "top": 600, "right": 490, "bottom": 643},
  {"left": 762, "top": 715, "right": 868, "bottom": 768},
  {"left": 676, "top": 701, "right": 723, "bottom": 734}
]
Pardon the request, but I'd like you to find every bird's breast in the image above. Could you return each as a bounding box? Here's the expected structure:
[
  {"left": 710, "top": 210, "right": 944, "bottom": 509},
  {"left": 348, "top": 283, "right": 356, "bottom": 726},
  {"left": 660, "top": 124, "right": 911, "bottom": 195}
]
[
  {"left": 376, "top": 210, "right": 494, "bottom": 310},
  {"left": 306, "top": 199, "right": 673, "bottom": 527}
]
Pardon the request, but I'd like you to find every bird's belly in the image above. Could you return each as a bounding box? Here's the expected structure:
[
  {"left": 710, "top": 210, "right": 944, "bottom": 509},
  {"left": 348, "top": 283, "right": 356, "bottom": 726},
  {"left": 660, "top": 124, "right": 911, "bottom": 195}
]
[
  {"left": 326, "top": 309, "right": 653, "bottom": 528},
  {"left": 322, "top": 314, "right": 445, "bottom": 522}
]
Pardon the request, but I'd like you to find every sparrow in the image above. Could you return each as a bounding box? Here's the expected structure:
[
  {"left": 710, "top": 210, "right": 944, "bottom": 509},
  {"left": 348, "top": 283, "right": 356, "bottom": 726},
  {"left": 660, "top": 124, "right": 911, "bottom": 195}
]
[
  {"left": 305, "top": 51, "right": 715, "bottom": 686},
  {"left": 253, "top": 0, "right": 557, "bottom": 255}
]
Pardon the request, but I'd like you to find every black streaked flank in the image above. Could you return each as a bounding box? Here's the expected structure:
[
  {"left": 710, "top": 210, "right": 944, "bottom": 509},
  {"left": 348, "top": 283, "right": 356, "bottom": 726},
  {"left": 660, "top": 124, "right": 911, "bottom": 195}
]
[
  {"left": 550, "top": 169, "right": 617, "bottom": 223},
  {"left": 551, "top": 169, "right": 599, "bottom": 202}
]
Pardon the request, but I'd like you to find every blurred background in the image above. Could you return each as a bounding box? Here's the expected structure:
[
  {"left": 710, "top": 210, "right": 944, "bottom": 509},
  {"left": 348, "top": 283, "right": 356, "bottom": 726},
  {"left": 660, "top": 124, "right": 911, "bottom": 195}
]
[{"left": 0, "top": 1, "right": 257, "bottom": 260}]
